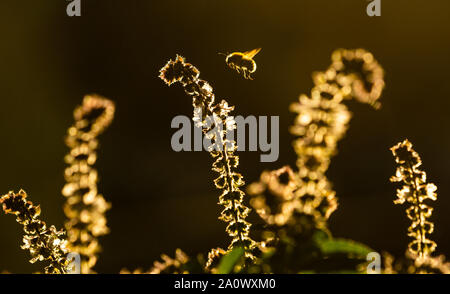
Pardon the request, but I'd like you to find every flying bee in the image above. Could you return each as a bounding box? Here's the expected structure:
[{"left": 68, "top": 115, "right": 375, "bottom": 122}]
[{"left": 220, "top": 48, "right": 261, "bottom": 80}]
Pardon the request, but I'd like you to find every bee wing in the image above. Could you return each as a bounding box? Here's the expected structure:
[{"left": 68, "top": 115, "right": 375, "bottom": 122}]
[{"left": 243, "top": 48, "right": 261, "bottom": 59}]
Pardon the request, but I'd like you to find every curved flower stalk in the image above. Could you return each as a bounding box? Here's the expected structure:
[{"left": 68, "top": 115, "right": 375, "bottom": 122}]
[
  {"left": 289, "top": 49, "right": 385, "bottom": 227},
  {"left": 390, "top": 139, "right": 437, "bottom": 258},
  {"left": 249, "top": 49, "right": 385, "bottom": 232},
  {"left": 288, "top": 85, "right": 350, "bottom": 229},
  {"left": 62, "top": 95, "right": 115, "bottom": 273},
  {"left": 1, "top": 190, "right": 69, "bottom": 274},
  {"left": 159, "top": 55, "right": 256, "bottom": 265}
]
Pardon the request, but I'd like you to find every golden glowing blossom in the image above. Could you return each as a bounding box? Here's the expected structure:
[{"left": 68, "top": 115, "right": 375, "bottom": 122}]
[
  {"left": 407, "top": 251, "right": 450, "bottom": 274},
  {"left": 390, "top": 139, "right": 437, "bottom": 258},
  {"left": 1, "top": 190, "right": 69, "bottom": 274},
  {"left": 313, "top": 48, "right": 385, "bottom": 109},
  {"left": 63, "top": 94, "right": 115, "bottom": 273},
  {"left": 160, "top": 55, "right": 257, "bottom": 266}
]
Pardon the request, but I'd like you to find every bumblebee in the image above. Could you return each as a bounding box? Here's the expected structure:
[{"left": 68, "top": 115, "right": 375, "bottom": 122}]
[{"left": 222, "top": 48, "right": 261, "bottom": 80}]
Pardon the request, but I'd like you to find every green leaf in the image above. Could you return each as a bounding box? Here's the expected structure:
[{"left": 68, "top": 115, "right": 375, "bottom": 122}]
[
  {"left": 316, "top": 238, "right": 372, "bottom": 258},
  {"left": 217, "top": 247, "right": 244, "bottom": 274}
]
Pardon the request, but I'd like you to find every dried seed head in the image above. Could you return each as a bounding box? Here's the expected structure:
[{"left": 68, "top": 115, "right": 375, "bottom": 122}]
[
  {"left": 63, "top": 95, "right": 115, "bottom": 273},
  {"left": 390, "top": 139, "right": 437, "bottom": 258},
  {"left": 1, "top": 190, "right": 69, "bottom": 274},
  {"left": 159, "top": 55, "right": 257, "bottom": 267}
]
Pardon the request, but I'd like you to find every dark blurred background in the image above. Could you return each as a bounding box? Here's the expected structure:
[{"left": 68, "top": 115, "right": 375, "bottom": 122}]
[{"left": 1, "top": 0, "right": 449, "bottom": 273}]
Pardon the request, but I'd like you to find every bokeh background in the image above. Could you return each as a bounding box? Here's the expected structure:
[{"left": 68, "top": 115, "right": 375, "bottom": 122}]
[{"left": 1, "top": 0, "right": 450, "bottom": 273}]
